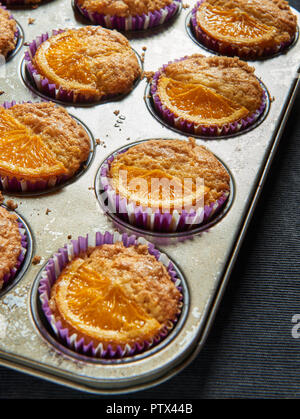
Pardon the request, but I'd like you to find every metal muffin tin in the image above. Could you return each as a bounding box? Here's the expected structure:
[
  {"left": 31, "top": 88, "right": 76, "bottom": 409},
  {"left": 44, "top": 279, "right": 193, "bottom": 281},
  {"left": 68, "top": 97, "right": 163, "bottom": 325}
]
[{"left": 0, "top": 0, "right": 299, "bottom": 394}]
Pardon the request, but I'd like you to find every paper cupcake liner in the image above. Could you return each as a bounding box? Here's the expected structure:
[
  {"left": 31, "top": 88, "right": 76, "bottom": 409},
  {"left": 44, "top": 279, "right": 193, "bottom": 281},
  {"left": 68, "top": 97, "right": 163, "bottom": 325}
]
[
  {"left": 99, "top": 149, "right": 229, "bottom": 233},
  {"left": 150, "top": 56, "right": 267, "bottom": 137},
  {"left": 1, "top": 217, "right": 28, "bottom": 289},
  {"left": 38, "top": 231, "right": 184, "bottom": 359},
  {"left": 75, "top": 0, "right": 181, "bottom": 31},
  {"left": 24, "top": 30, "right": 141, "bottom": 104},
  {"left": 190, "top": 0, "right": 296, "bottom": 59},
  {"left": 0, "top": 100, "right": 74, "bottom": 193}
]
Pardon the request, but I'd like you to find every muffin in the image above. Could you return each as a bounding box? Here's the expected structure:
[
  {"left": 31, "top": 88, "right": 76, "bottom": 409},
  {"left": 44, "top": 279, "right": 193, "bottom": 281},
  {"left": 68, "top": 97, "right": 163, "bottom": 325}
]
[
  {"left": 75, "top": 0, "right": 182, "bottom": 31},
  {"left": 191, "top": 0, "right": 297, "bottom": 59},
  {"left": 0, "top": 5, "right": 17, "bottom": 59},
  {"left": 25, "top": 26, "right": 142, "bottom": 103},
  {"left": 0, "top": 101, "right": 91, "bottom": 192},
  {"left": 150, "top": 54, "right": 267, "bottom": 136},
  {"left": 0, "top": 205, "right": 27, "bottom": 291},
  {"left": 39, "top": 232, "right": 183, "bottom": 358},
  {"left": 100, "top": 138, "right": 231, "bottom": 232}
]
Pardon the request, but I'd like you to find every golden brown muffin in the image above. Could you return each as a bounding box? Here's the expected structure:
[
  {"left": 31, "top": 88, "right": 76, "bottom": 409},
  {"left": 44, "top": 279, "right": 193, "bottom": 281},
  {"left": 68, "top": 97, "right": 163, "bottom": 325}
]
[
  {"left": 194, "top": 0, "right": 297, "bottom": 57},
  {"left": 0, "top": 102, "right": 91, "bottom": 185},
  {"left": 32, "top": 26, "right": 141, "bottom": 102},
  {"left": 49, "top": 242, "right": 181, "bottom": 348},
  {"left": 109, "top": 138, "right": 230, "bottom": 212},
  {"left": 154, "top": 54, "right": 264, "bottom": 129},
  {"left": 76, "top": 0, "right": 175, "bottom": 16},
  {"left": 0, "top": 206, "right": 22, "bottom": 288},
  {"left": 0, "top": 7, "right": 17, "bottom": 59}
]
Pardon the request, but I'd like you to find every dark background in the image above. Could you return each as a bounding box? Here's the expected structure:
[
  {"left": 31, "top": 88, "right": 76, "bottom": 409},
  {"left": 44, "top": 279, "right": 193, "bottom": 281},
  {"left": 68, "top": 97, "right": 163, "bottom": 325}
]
[{"left": 1, "top": 0, "right": 300, "bottom": 400}]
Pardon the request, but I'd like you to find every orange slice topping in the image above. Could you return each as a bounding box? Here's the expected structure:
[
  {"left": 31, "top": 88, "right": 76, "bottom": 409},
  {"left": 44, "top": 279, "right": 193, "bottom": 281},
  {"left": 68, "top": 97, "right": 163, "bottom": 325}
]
[
  {"left": 110, "top": 163, "right": 207, "bottom": 211},
  {"left": 197, "top": 4, "right": 276, "bottom": 45},
  {"left": 157, "top": 77, "right": 249, "bottom": 125},
  {"left": 0, "top": 108, "right": 67, "bottom": 179},
  {"left": 54, "top": 259, "right": 161, "bottom": 343}
]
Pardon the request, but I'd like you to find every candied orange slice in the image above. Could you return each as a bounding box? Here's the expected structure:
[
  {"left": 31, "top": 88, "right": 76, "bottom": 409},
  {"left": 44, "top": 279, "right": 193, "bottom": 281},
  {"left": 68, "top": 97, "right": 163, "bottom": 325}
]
[
  {"left": 54, "top": 259, "right": 161, "bottom": 344},
  {"left": 197, "top": 4, "right": 276, "bottom": 45},
  {"left": 157, "top": 77, "right": 249, "bottom": 125},
  {"left": 0, "top": 108, "right": 67, "bottom": 179},
  {"left": 110, "top": 163, "right": 207, "bottom": 211}
]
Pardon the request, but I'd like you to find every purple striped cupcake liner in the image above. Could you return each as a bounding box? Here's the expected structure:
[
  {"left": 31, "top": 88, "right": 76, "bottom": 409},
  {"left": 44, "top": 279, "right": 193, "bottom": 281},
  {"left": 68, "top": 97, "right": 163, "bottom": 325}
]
[
  {"left": 98, "top": 147, "right": 230, "bottom": 233},
  {"left": 24, "top": 29, "right": 142, "bottom": 104},
  {"left": 1, "top": 211, "right": 28, "bottom": 290},
  {"left": 74, "top": 0, "right": 181, "bottom": 31},
  {"left": 150, "top": 55, "right": 267, "bottom": 137},
  {"left": 190, "top": 0, "right": 296, "bottom": 60},
  {"left": 38, "top": 231, "right": 184, "bottom": 359}
]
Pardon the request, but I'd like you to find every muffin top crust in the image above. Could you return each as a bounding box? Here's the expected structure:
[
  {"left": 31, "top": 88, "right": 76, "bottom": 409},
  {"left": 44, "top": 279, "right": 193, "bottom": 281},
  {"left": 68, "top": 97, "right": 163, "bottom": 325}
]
[
  {"left": 49, "top": 242, "right": 181, "bottom": 347},
  {"left": 0, "top": 206, "right": 22, "bottom": 287},
  {"left": 32, "top": 26, "right": 141, "bottom": 101},
  {"left": 154, "top": 55, "right": 264, "bottom": 127},
  {"left": 109, "top": 138, "right": 230, "bottom": 211},
  {"left": 76, "top": 0, "right": 175, "bottom": 17},
  {"left": 0, "top": 102, "right": 91, "bottom": 181},
  {"left": 0, "top": 6, "right": 17, "bottom": 59},
  {"left": 195, "top": 0, "right": 297, "bottom": 49}
]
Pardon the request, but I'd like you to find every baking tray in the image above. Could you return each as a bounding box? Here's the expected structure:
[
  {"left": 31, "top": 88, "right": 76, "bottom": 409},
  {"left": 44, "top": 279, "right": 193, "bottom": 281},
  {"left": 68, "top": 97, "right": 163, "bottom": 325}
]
[{"left": 0, "top": 0, "right": 299, "bottom": 394}]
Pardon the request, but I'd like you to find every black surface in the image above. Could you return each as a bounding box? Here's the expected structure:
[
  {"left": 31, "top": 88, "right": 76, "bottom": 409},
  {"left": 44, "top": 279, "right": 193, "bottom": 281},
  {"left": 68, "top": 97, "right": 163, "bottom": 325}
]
[{"left": 1, "top": 1, "right": 300, "bottom": 400}]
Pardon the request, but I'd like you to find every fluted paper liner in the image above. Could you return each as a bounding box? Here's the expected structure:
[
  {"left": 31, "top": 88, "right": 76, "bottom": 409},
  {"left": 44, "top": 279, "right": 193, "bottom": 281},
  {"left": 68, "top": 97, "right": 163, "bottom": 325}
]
[{"left": 75, "top": 0, "right": 181, "bottom": 31}]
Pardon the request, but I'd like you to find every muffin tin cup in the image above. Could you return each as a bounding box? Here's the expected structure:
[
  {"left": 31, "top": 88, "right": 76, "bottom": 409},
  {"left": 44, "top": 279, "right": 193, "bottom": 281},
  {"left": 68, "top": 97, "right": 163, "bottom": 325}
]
[
  {"left": 1, "top": 218, "right": 28, "bottom": 290},
  {"left": 98, "top": 146, "right": 230, "bottom": 233},
  {"left": 190, "top": 0, "right": 297, "bottom": 60},
  {"left": 74, "top": 0, "right": 181, "bottom": 31},
  {"left": 38, "top": 231, "right": 184, "bottom": 359},
  {"left": 24, "top": 30, "right": 142, "bottom": 105},
  {"left": 150, "top": 56, "right": 268, "bottom": 137},
  {"left": 0, "top": 101, "right": 95, "bottom": 194}
]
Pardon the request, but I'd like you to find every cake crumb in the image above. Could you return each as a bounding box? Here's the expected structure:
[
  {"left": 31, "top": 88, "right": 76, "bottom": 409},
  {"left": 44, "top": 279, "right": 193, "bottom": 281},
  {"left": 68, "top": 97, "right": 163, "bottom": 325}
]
[
  {"left": 143, "top": 71, "right": 155, "bottom": 82},
  {"left": 114, "top": 110, "right": 120, "bottom": 116},
  {"left": 142, "top": 46, "right": 147, "bottom": 51},
  {"left": 28, "top": 18, "right": 35, "bottom": 25},
  {"left": 0, "top": 91, "right": 4, "bottom": 96},
  {"left": 183, "top": 3, "right": 190, "bottom": 8},
  {"left": 6, "top": 200, "right": 18, "bottom": 210},
  {"left": 67, "top": 235, "right": 72, "bottom": 240},
  {"left": 32, "top": 256, "right": 41, "bottom": 265},
  {"left": 45, "top": 208, "right": 51, "bottom": 215}
]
